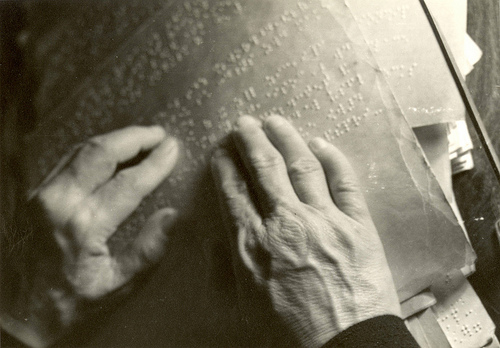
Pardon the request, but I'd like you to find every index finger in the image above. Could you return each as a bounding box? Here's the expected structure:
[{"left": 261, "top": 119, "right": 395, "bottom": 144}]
[
  {"left": 309, "top": 137, "right": 371, "bottom": 222},
  {"left": 91, "top": 137, "right": 179, "bottom": 233},
  {"left": 232, "top": 116, "right": 298, "bottom": 209},
  {"left": 263, "top": 115, "right": 332, "bottom": 209},
  {"left": 47, "top": 125, "right": 167, "bottom": 195}
]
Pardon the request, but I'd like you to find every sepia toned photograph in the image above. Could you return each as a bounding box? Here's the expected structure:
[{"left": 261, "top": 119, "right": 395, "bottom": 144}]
[{"left": 1, "top": 1, "right": 499, "bottom": 346}]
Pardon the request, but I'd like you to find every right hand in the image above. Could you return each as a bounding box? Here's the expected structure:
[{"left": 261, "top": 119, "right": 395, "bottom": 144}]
[{"left": 211, "top": 115, "right": 401, "bottom": 347}]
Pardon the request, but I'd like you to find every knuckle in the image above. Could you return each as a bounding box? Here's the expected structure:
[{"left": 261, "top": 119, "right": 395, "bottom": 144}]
[
  {"left": 221, "top": 178, "right": 247, "bottom": 196},
  {"left": 248, "top": 153, "right": 284, "bottom": 172},
  {"left": 335, "top": 178, "right": 361, "bottom": 195},
  {"left": 112, "top": 170, "right": 145, "bottom": 196},
  {"left": 36, "top": 186, "right": 57, "bottom": 209},
  {"left": 35, "top": 186, "right": 66, "bottom": 219},
  {"left": 67, "top": 207, "right": 93, "bottom": 235},
  {"left": 73, "top": 137, "right": 116, "bottom": 174},
  {"left": 83, "top": 136, "right": 109, "bottom": 157},
  {"left": 113, "top": 170, "right": 135, "bottom": 189},
  {"left": 288, "top": 157, "right": 323, "bottom": 179}
]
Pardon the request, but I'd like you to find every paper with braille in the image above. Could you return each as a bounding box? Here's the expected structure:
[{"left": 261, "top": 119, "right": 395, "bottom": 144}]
[
  {"left": 346, "top": 0, "right": 467, "bottom": 127},
  {"left": 24, "top": 0, "right": 474, "bottom": 345}
]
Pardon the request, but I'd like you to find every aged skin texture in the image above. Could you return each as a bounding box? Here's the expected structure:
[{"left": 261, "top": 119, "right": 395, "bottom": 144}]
[
  {"left": 2, "top": 117, "right": 400, "bottom": 348},
  {"left": 211, "top": 115, "right": 401, "bottom": 347}
]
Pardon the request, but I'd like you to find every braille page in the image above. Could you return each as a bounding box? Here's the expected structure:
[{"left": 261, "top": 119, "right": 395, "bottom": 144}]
[
  {"left": 345, "top": 0, "right": 466, "bottom": 127},
  {"left": 23, "top": 1, "right": 474, "bottom": 345}
]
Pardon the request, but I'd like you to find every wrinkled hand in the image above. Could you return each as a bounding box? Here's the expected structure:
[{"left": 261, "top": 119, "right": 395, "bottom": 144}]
[
  {"left": 211, "top": 115, "right": 400, "bottom": 347},
  {"left": 1, "top": 126, "right": 179, "bottom": 348}
]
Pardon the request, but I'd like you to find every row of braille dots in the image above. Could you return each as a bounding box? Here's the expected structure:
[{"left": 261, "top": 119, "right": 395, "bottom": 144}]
[
  {"left": 328, "top": 109, "right": 381, "bottom": 140},
  {"left": 212, "top": 7, "right": 303, "bottom": 86},
  {"left": 242, "top": 87, "right": 264, "bottom": 114},
  {"left": 71, "top": 82, "right": 115, "bottom": 132},
  {"left": 154, "top": 104, "right": 225, "bottom": 151},
  {"left": 366, "top": 34, "right": 409, "bottom": 53},
  {"left": 42, "top": 1, "right": 161, "bottom": 113},
  {"left": 460, "top": 323, "right": 483, "bottom": 337},
  {"left": 45, "top": 0, "right": 152, "bottom": 73},
  {"left": 176, "top": 0, "right": 243, "bottom": 23},
  {"left": 276, "top": 62, "right": 365, "bottom": 118},
  {"left": 299, "top": 107, "right": 381, "bottom": 142},
  {"left": 121, "top": 0, "right": 242, "bottom": 95},
  {"left": 334, "top": 75, "right": 364, "bottom": 98},
  {"left": 358, "top": 5, "right": 410, "bottom": 26},
  {"left": 213, "top": 48, "right": 254, "bottom": 86},
  {"left": 440, "top": 304, "right": 468, "bottom": 327},
  {"left": 153, "top": 110, "right": 220, "bottom": 156},
  {"left": 284, "top": 81, "right": 321, "bottom": 110},
  {"left": 384, "top": 63, "right": 418, "bottom": 78},
  {"left": 333, "top": 43, "right": 352, "bottom": 60},
  {"left": 71, "top": 1, "right": 225, "bottom": 126},
  {"left": 153, "top": 110, "right": 219, "bottom": 180},
  {"left": 186, "top": 77, "right": 211, "bottom": 106},
  {"left": 294, "top": 3, "right": 322, "bottom": 32},
  {"left": 269, "top": 47, "right": 328, "bottom": 106},
  {"left": 326, "top": 94, "right": 364, "bottom": 120},
  {"left": 212, "top": 1, "right": 319, "bottom": 87},
  {"left": 300, "top": 42, "right": 323, "bottom": 62}
]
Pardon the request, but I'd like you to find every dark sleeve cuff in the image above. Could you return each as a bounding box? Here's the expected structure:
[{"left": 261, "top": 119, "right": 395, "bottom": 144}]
[{"left": 322, "top": 315, "right": 419, "bottom": 348}]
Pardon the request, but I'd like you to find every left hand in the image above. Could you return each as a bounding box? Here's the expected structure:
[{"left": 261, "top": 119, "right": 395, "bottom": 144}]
[{"left": 1, "top": 126, "right": 179, "bottom": 348}]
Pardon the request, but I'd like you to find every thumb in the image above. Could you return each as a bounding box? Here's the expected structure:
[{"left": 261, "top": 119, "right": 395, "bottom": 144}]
[
  {"left": 135, "top": 207, "right": 178, "bottom": 264},
  {"left": 118, "top": 208, "right": 178, "bottom": 279}
]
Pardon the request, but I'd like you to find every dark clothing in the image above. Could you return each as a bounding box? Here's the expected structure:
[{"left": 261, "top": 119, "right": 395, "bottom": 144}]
[{"left": 323, "top": 315, "right": 419, "bottom": 348}]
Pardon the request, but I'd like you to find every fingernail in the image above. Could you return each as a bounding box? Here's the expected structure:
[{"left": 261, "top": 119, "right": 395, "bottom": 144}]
[
  {"left": 309, "top": 137, "right": 329, "bottom": 151},
  {"left": 150, "top": 125, "right": 167, "bottom": 138},
  {"left": 236, "top": 115, "right": 260, "bottom": 128},
  {"left": 264, "top": 114, "right": 285, "bottom": 129},
  {"left": 164, "top": 137, "right": 178, "bottom": 152}
]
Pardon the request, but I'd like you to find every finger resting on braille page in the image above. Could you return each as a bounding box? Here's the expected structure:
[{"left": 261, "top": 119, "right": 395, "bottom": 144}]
[
  {"left": 92, "top": 137, "right": 179, "bottom": 234},
  {"left": 211, "top": 147, "right": 261, "bottom": 222},
  {"left": 232, "top": 115, "right": 298, "bottom": 206},
  {"left": 263, "top": 115, "right": 332, "bottom": 209},
  {"left": 211, "top": 147, "right": 262, "bottom": 252},
  {"left": 54, "top": 126, "right": 167, "bottom": 195},
  {"left": 309, "top": 137, "right": 370, "bottom": 221}
]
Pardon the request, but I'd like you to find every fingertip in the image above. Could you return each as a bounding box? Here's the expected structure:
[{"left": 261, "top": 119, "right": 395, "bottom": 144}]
[
  {"left": 309, "top": 137, "right": 330, "bottom": 152},
  {"left": 163, "top": 135, "right": 178, "bottom": 149},
  {"left": 236, "top": 115, "right": 262, "bottom": 129},
  {"left": 149, "top": 125, "right": 167, "bottom": 140},
  {"left": 160, "top": 137, "right": 179, "bottom": 162},
  {"left": 263, "top": 114, "right": 286, "bottom": 130}
]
